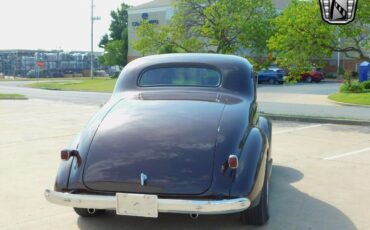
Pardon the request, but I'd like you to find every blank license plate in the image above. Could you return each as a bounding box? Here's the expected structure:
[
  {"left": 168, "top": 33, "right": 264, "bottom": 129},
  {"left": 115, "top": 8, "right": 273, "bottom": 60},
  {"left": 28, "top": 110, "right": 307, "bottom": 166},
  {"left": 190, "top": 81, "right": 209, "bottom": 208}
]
[{"left": 116, "top": 193, "right": 158, "bottom": 218}]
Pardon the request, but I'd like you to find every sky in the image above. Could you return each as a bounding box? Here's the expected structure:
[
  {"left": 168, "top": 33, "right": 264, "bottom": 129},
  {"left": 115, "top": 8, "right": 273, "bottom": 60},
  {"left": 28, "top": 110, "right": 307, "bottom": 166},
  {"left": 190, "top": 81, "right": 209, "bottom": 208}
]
[{"left": 0, "top": 0, "right": 152, "bottom": 52}]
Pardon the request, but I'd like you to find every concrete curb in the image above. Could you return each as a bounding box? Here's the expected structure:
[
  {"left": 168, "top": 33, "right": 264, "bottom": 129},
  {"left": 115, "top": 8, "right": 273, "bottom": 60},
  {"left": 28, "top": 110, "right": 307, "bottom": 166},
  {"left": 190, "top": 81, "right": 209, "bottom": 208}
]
[
  {"left": 261, "top": 113, "right": 370, "bottom": 126},
  {"left": 327, "top": 98, "right": 370, "bottom": 108},
  {"left": 0, "top": 98, "right": 28, "bottom": 100}
]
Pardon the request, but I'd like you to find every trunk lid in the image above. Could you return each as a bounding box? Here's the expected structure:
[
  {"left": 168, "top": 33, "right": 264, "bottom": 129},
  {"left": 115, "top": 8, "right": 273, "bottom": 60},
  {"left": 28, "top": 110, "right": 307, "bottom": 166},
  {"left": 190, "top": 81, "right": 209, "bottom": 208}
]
[{"left": 83, "top": 93, "right": 224, "bottom": 195}]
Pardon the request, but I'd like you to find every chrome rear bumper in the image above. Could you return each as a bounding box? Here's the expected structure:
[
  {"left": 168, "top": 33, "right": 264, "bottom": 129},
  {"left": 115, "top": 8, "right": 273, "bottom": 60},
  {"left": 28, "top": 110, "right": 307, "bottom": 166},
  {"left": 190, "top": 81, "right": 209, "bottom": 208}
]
[{"left": 44, "top": 189, "right": 250, "bottom": 215}]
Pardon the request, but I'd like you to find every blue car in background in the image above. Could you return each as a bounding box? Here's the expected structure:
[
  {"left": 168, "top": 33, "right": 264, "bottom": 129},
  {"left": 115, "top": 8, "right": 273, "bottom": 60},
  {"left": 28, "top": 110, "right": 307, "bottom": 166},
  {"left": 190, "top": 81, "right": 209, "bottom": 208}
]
[{"left": 257, "top": 68, "right": 286, "bottom": 84}]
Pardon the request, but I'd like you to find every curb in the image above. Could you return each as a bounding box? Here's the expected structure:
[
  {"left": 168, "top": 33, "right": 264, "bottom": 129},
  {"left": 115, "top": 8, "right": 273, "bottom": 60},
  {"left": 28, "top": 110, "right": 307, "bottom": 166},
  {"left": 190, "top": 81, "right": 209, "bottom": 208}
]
[
  {"left": 0, "top": 98, "right": 28, "bottom": 100},
  {"left": 261, "top": 113, "right": 370, "bottom": 126},
  {"left": 327, "top": 99, "right": 370, "bottom": 108}
]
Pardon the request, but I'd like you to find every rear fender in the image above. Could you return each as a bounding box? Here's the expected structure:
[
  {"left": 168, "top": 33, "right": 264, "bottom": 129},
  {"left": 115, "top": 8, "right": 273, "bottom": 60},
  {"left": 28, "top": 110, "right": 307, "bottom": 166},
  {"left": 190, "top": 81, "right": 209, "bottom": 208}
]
[
  {"left": 54, "top": 158, "right": 74, "bottom": 192},
  {"left": 54, "top": 132, "right": 81, "bottom": 191},
  {"left": 54, "top": 98, "right": 121, "bottom": 192},
  {"left": 229, "top": 128, "right": 268, "bottom": 205},
  {"left": 258, "top": 116, "right": 272, "bottom": 159}
]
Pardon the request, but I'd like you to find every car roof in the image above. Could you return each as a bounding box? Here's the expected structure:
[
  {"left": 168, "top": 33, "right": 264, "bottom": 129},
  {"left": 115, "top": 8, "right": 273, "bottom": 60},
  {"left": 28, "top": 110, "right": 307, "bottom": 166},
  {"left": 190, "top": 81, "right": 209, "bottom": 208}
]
[
  {"left": 114, "top": 54, "right": 255, "bottom": 97},
  {"left": 260, "top": 67, "right": 285, "bottom": 71},
  {"left": 269, "top": 67, "right": 284, "bottom": 71},
  {"left": 126, "top": 54, "right": 252, "bottom": 72}
]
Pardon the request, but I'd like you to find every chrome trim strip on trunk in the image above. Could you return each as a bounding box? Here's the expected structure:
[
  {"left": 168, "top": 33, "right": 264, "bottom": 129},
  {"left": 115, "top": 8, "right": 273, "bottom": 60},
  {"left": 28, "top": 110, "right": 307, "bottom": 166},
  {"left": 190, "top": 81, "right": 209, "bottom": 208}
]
[{"left": 44, "top": 189, "right": 250, "bottom": 215}]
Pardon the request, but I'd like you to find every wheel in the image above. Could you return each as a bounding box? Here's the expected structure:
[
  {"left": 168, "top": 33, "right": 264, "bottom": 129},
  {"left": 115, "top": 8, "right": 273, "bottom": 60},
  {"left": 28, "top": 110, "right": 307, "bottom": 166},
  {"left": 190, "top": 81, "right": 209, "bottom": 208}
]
[
  {"left": 306, "top": 76, "right": 313, "bottom": 83},
  {"left": 268, "top": 78, "right": 275, "bottom": 85},
  {"left": 73, "top": 208, "right": 106, "bottom": 217},
  {"left": 241, "top": 164, "right": 270, "bottom": 225}
]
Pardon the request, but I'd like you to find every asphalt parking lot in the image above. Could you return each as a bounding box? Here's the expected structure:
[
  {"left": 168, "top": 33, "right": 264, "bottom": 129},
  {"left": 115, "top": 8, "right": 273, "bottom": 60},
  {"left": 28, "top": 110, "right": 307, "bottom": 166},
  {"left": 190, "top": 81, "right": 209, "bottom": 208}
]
[{"left": 1, "top": 99, "right": 369, "bottom": 230}]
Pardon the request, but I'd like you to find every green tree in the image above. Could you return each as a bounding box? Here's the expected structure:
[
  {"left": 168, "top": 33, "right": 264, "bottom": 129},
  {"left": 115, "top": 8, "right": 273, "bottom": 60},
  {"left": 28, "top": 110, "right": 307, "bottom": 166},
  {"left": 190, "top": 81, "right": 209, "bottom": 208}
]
[
  {"left": 108, "top": 3, "right": 129, "bottom": 40},
  {"left": 98, "top": 34, "right": 109, "bottom": 49},
  {"left": 99, "top": 3, "right": 130, "bottom": 67},
  {"left": 100, "top": 36, "right": 127, "bottom": 67},
  {"left": 338, "top": 0, "right": 370, "bottom": 60},
  {"left": 133, "top": 0, "right": 276, "bottom": 55},
  {"left": 268, "top": 0, "right": 370, "bottom": 82}
]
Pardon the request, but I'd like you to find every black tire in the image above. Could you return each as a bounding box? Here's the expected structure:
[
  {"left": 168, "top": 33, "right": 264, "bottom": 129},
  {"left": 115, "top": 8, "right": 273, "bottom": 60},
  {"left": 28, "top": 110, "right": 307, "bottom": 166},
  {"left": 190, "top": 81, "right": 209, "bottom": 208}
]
[
  {"left": 73, "top": 208, "right": 106, "bottom": 217},
  {"left": 306, "top": 76, "right": 313, "bottom": 83},
  {"left": 241, "top": 165, "right": 270, "bottom": 225}
]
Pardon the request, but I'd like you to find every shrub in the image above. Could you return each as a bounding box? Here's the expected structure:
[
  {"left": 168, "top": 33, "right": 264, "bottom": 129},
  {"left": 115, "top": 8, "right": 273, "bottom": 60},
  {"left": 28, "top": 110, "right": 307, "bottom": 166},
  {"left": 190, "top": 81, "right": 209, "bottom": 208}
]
[
  {"left": 110, "top": 72, "right": 120, "bottom": 79},
  {"left": 343, "top": 70, "right": 356, "bottom": 84},
  {"left": 340, "top": 80, "right": 365, "bottom": 93},
  {"left": 362, "top": 80, "right": 370, "bottom": 90}
]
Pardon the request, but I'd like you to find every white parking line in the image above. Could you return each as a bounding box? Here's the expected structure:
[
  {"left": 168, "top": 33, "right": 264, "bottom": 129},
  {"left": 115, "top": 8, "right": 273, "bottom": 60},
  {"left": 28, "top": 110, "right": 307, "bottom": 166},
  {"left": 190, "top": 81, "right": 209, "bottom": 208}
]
[
  {"left": 324, "top": 147, "right": 370, "bottom": 160},
  {"left": 273, "top": 124, "right": 327, "bottom": 135}
]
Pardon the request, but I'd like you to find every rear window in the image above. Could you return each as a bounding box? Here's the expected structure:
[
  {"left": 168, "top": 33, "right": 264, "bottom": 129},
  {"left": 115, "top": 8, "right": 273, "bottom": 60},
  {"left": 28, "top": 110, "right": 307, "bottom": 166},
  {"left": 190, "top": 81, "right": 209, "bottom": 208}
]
[{"left": 139, "top": 67, "right": 221, "bottom": 87}]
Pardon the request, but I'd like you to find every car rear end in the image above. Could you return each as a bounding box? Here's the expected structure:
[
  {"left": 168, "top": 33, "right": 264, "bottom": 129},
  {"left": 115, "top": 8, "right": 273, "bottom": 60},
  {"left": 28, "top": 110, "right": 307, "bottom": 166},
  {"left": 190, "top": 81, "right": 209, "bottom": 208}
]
[
  {"left": 312, "top": 69, "right": 325, "bottom": 82},
  {"left": 44, "top": 54, "right": 271, "bottom": 225},
  {"left": 276, "top": 69, "right": 286, "bottom": 84},
  {"left": 45, "top": 92, "right": 253, "bottom": 218}
]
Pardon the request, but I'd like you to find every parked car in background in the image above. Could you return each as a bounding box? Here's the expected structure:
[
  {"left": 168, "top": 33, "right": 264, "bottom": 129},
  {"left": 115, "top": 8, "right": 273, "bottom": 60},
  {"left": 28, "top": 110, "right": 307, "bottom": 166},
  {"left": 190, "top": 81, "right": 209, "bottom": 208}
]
[
  {"left": 301, "top": 68, "right": 324, "bottom": 83},
  {"left": 107, "top": 66, "right": 122, "bottom": 77},
  {"left": 257, "top": 68, "right": 286, "bottom": 84},
  {"left": 26, "top": 69, "right": 47, "bottom": 78},
  {"left": 45, "top": 54, "right": 273, "bottom": 226},
  {"left": 95, "top": 70, "right": 109, "bottom": 77}
]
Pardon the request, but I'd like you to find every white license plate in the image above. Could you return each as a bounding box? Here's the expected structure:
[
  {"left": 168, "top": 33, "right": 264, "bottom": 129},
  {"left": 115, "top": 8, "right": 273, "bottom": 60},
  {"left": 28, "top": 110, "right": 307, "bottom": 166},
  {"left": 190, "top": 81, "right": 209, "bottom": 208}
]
[{"left": 116, "top": 193, "right": 158, "bottom": 218}]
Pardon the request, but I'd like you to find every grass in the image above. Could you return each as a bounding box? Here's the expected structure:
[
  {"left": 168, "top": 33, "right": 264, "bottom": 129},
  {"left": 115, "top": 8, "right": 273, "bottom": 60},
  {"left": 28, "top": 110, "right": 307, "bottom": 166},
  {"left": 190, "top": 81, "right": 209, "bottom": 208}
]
[
  {"left": 0, "top": 93, "right": 27, "bottom": 100},
  {"left": 26, "top": 78, "right": 116, "bottom": 93},
  {"left": 0, "top": 77, "right": 104, "bottom": 81},
  {"left": 329, "top": 92, "right": 370, "bottom": 106}
]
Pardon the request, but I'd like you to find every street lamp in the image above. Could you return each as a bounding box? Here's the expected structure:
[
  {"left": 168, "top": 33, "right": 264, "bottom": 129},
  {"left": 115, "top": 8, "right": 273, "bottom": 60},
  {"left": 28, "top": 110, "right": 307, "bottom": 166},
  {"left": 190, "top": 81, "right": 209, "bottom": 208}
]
[{"left": 91, "top": 0, "right": 101, "bottom": 79}]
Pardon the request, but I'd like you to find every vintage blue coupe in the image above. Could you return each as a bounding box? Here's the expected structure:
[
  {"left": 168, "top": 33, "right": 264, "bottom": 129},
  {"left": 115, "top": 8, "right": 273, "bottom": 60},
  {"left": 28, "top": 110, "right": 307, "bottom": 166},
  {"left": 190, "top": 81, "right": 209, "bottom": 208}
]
[{"left": 45, "top": 54, "right": 273, "bottom": 225}]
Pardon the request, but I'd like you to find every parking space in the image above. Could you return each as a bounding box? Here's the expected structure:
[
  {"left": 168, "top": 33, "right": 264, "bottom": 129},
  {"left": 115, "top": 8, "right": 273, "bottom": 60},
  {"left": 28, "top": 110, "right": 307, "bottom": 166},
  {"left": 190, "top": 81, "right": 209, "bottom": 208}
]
[{"left": 0, "top": 100, "right": 369, "bottom": 230}]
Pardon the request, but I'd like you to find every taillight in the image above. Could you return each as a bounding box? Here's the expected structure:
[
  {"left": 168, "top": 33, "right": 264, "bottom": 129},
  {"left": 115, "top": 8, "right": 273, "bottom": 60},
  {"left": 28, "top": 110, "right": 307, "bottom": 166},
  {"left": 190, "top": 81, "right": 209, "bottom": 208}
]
[
  {"left": 61, "top": 149, "right": 71, "bottom": 160},
  {"left": 228, "top": 155, "right": 239, "bottom": 169},
  {"left": 61, "top": 149, "right": 81, "bottom": 166}
]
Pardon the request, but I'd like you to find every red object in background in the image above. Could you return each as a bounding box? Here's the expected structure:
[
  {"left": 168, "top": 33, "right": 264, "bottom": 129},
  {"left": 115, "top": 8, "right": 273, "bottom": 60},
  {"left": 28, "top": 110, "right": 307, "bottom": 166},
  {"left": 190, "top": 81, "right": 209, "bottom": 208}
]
[
  {"left": 301, "top": 69, "right": 325, "bottom": 83},
  {"left": 37, "top": 61, "right": 44, "bottom": 69}
]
